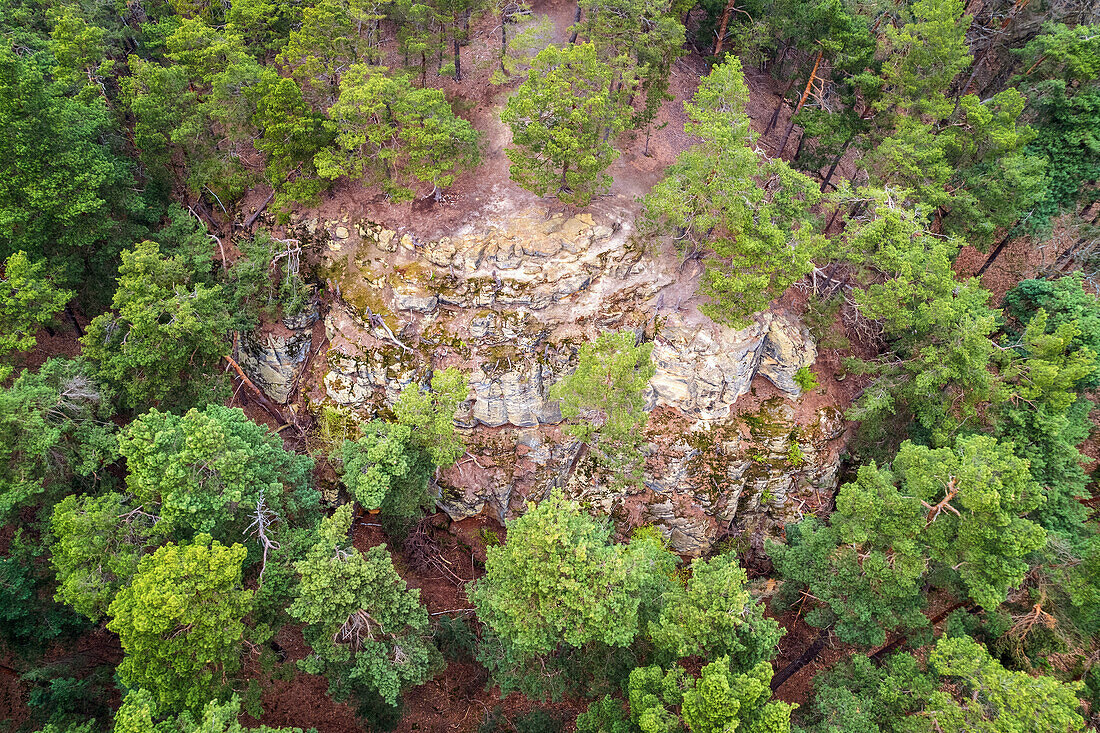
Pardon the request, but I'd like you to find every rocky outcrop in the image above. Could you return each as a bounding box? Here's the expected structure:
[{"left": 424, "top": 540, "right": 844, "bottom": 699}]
[
  {"left": 237, "top": 301, "right": 319, "bottom": 404},
  {"left": 310, "top": 207, "right": 843, "bottom": 554}
]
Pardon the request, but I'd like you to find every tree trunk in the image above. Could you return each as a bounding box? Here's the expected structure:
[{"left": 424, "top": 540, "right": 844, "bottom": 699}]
[
  {"left": 771, "top": 627, "right": 829, "bottom": 691},
  {"left": 819, "top": 133, "right": 855, "bottom": 192},
  {"left": 454, "top": 37, "right": 462, "bottom": 80},
  {"left": 976, "top": 229, "right": 1016, "bottom": 276},
  {"left": 765, "top": 75, "right": 797, "bottom": 135},
  {"left": 500, "top": 10, "right": 508, "bottom": 72},
  {"left": 777, "top": 49, "right": 822, "bottom": 158},
  {"left": 568, "top": 3, "right": 581, "bottom": 43},
  {"left": 713, "top": 0, "right": 736, "bottom": 56}
]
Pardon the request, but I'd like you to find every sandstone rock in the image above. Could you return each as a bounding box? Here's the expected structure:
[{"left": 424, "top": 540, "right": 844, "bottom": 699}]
[
  {"left": 237, "top": 302, "right": 318, "bottom": 403},
  {"left": 334, "top": 226, "right": 350, "bottom": 239},
  {"left": 314, "top": 207, "right": 843, "bottom": 555},
  {"left": 377, "top": 229, "right": 397, "bottom": 252},
  {"left": 756, "top": 316, "right": 817, "bottom": 395}
]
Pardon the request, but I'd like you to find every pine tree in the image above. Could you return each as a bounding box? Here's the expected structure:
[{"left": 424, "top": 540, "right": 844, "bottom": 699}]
[
  {"left": 81, "top": 240, "right": 233, "bottom": 409},
  {"left": 0, "top": 251, "right": 72, "bottom": 380},
  {"left": 0, "top": 359, "right": 116, "bottom": 518},
  {"left": 501, "top": 43, "right": 631, "bottom": 205},
  {"left": 118, "top": 404, "right": 316, "bottom": 540},
  {"left": 315, "top": 65, "right": 480, "bottom": 201},
  {"left": 550, "top": 331, "right": 655, "bottom": 486},
  {"left": 642, "top": 57, "right": 824, "bottom": 328}
]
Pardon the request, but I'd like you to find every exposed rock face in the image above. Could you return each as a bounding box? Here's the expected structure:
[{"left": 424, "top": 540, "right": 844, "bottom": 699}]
[
  {"left": 237, "top": 301, "right": 319, "bottom": 404},
  {"left": 311, "top": 208, "right": 842, "bottom": 554}
]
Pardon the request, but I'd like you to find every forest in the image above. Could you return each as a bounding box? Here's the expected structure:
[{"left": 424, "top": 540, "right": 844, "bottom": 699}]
[{"left": 1, "top": 0, "right": 1100, "bottom": 728}]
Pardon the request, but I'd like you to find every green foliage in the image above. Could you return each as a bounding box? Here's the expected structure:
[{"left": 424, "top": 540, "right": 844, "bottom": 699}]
[
  {"left": 769, "top": 461, "right": 929, "bottom": 647},
  {"left": 928, "top": 635, "right": 1085, "bottom": 732},
  {"left": 0, "top": 251, "right": 72, "bottom": 380},
  {"left": 118, "top": 404, "right": 315, "bottom": 540},
  {"left": 0, "top": 358, "right": 116, "bottom": 519},
  {"left": 278, "top": 0, "right": 365, "bottom": 102},
  {"left": 501, "top": 43, "right": 631, "bottom": 205},
  {"left": 315, "top": 65, "right": 480, "bottom": 201},
  {"left": 801, "top": 638, "right": 1086, "bottom": 733},
  {"left": 649, "top": 552, "right": 783, "bottom": 669},
  {"left": 1018, "top": 25, "right": 1100, "bottom": 230},
  {"left": 624, "top": 658, "right": 794, "bottom": 733},
  {"left": 792, "top": 366, "right": 819, "bottom": 392},
  {"left": 288, "top": 505, "right": 441, "bottom": 710},
  {"left": 0, "top": 530, "right": 87, "bottom": 656},
  {"left": 114, "top": 689, "right": 309, "bottom": 732},
  {"left": 572, "top": 0, "right": 685, "bottom": 129},
  {"left": 107, "top": 536, "right": 253, "bottom": 715},
  {"left": 878, "top": 0, "right": 971, "bottom": 118},
  {"left": 469, "top": 493, "right": 677, "bottom": 661},
  {"left": 797, "top": 651, "right": 939, "bottom": 733},
  {"left": 337, "top": 421, "right": 433, "bottom": 518},
  {"left": 642, "top": 57, "right": 823, "bottom": 328},
  {"left": 252, "top": 73, "right": 332, "bottom": 220},
  {"left": 550, "top": 331, "right": 655, "bottom": 485},
  {"left": 995, "top": 309, "right": 1096, "bottom": 534},
  {"left": 894, "top": 435, "right": 1046, "bottom": 611},
  {"left": 0, "top": 47, "right": 145, "bottom": 290},
  {"left": 50, "top": 492, "right": 157, "bottom": 621},
  {"left": 840, "top": 189, "right": 998, "bottom": 449},
  {"left": 81, "top": 240, "right": 233, "bottom": 410},
  {"left": 1004, "top": 275, "right": 1100, "bottom": 389},
  {"left": 392, "top": 367, "right": 469, "bottom": 469}
]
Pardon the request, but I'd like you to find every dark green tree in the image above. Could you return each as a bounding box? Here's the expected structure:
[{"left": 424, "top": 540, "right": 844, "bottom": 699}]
[
  {"left": 288, "top": 505, "right": 441, "bottom": 717},
  {"left": 0, "top": 359, "right": 115, "bottom": 518},
  {"left": 81, "top": 240, "right": 233, "bottom": 409}
]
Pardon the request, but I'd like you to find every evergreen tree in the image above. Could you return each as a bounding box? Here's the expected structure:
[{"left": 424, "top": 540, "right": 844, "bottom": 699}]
[
  {"left": 550, "top": 331, "right": 655, "bottom": 486},
  {"left": 337, "top": 421, "right": 434, "bottom": 518},
  {"left": 893, "top": 435, "right": 1046, "bottom": 611},
  {"left": 769, "top": 460, "right": 929, "bottom": 648},
  {"left": 501, "top": 43, "right": 631, "bottom": 205},
  {"left": 469, "top": 493, "right": 676, "bottom": 661},
  {"left": 587, "top": 657, "right": 794, "bottom": 733},
  {"left": 288, "top": 505, "right": 441, "bottom": 715},
  {"left": 392, "top": 366, "right": 469, "bottom": 469},
  {"left": 0, "top": 359, "right": 115, "bottom": 518},
  {"left": 650, "top": 552, "right": 783, "bottom": 668},
  {"left": 81, "top": 240, "right": 233, "bottom": 410},
  {"left": 50, "top": 492, "right": 157, "bottom": 621},
  {"left": 107, "top": 536, "right": 254, "bottom": 715},
  {"left": 0, "top": 251, "right": 72, "bottom": 380},
  {"left": 315, "top": 65, "right": 480, "bottom": 201},
  {"left": 118, "top": 404, "right": 316, "bottom": 540},
  {"left": 642, "top": 57, "right": 824, "bottom": 328}
]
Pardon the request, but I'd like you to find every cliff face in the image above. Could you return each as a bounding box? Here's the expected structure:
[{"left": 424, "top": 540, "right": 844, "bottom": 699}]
[{"left": 248, "top": 207, "right": 848, "bottom": 554}]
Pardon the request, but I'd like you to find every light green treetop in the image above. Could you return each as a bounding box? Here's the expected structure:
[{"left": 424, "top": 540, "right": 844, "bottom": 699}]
[
  {"left": 107, "top": 537, "right": 253, "bottom": 715},
  {"left": 118, "top": 404, "right": 315, "bottom": 539},
  {"left": 469, "top": 492, "right": 677, "bottom": 659},
  {"left": 649, "top": 552, "right": 783, "bottom": 668},
  {"left": 893, "top": 435, "right": 1046, "bottom": 610}
]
